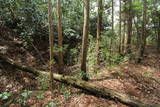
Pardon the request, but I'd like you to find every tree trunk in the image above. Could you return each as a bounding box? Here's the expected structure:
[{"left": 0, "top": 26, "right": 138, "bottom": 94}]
[
  {"left": 137, "top": 0, "right": 147, "bottom": 63},
  {"left": 48, "top": 0, "right": 54, "bottom": 92},
  {"left": 108, "top": 0, "right": 114, "bottom": 64},
  {"left": 96, "top": 0, "right": 103, "bottom": 66},
  {"left": 126, "top": 0, "right": 132, "bottom": 54},
  {"left": 0, "top": 55, "right": 40, "bottom": 76},
  {"left": 121, "top": 22, "right": 126, "bottom": 53},
  {"left": 112, "top": 0, "right": 114, "bottom": 32},
  {"left": 157, "top": 16, "right": 160, "bottom": 53},
  {"left": 121, "top": 8, "right": 127, "bottom": 54},
  {"left": 81, "top": 0, "right": 90, "bottom": 81},
  {"left": 133, "top": 18, "right": 141, "bottom": 49},
  {"left": 57, "top": 0, "right": 64, "bottom": 74},
  {"left": 119, "top": 0, "right": 122, "bottom": 53}
]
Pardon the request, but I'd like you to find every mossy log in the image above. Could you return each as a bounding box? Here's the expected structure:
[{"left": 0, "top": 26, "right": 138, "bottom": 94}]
[{"left": 0, "top": 55, "right": 159, "bottom": 107}]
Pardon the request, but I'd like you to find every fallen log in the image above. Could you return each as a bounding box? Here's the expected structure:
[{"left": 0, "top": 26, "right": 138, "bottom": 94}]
[
  {"left": 53, "top": 73, "right": 158, "bottom": 107},
  {"left": 0, "top": 55, "right": 159, "bottom": 107},
  {"left": 0, "top": 55, "right": 40, "bottom": 76}
]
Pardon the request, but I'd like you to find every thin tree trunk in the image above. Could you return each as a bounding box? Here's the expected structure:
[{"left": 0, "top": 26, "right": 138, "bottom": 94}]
[
  {"left": 96, "top": 0, "right": 103, "bottom": 66},
  {"left": 119, "top": 0, "right": 122, "bottom": 53},
  {"left": 112, "top": 0, "right": 114, "bottom": 32},
  {"left": 133, "top": 18, "right": 141, "bottom": 49},
  {"left": 57, "top": 0, "right": 64, "bottom": 74},
  {"left": 121, "top": 1, "right": 127, "bottom": 54},
  {"left": 108, "top": 0, "right": 114, "bottom": 64},
  {"left": 48, "top": 0, "right": 54, "bottom": 93},
  {"left": 81, "top": 0, "right": 90, "bottom": 81},
  {"left": 121, "top": 23, "right": 125, "bottom": 53},
  {"left": 122, "top": 13, "right": 126, "bottom": 54},
  {"left": 137, "top": 0, "right": 147, "bottom": 63},
  {"left": 157, "top": 16, "right": 160, "bottom": 53},
  {"left": 126, "top": 0, "right": 132, "bottom": 54}
]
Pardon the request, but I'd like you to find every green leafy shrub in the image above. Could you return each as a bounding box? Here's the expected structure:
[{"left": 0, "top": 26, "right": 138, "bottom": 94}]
[
  {"left": 0, "top": 92, "right": 12, "bottom": 100},
  {"left": 17, "top": 90, "right": 33, "bottom": 106}
]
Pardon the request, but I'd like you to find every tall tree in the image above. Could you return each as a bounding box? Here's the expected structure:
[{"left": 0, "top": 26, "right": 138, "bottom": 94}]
[
  {"left": 112, "top": 0, "right": 114, "bottom": 32},
  {"left": 157, "top": 13, "right": 160, "bottom": 53},
  {"left": 57, "top": 0, "right": 64, "bottom": 73},
  {"left": 121, "top": 0, "right": 127, "bottom": 53},
  {"left": 137, "top": 0, "right": 147, "bottom": 63},
  {"left": 96, "top": 0, "right": 103, "bottom": 66},
  {"left": 122, "top": 21, "right": 126, "bottom": 53},
  {"left": 119, "top": 0, "right": 122, "bottom": 53},
  {"left": 48, "top": 0, "right": 54, "bottom": 93},
  {"left": 109, "top": 0, "right": 114, "bottom": 64},
  {"left": 81, "top": 0, "right": 90, "bottom": 81},
  {"left": 134, "top": 18, "right": 141, "bottom": 49},
  {"left": 126, "top": 0, "right": 132, "bottom": 54}
]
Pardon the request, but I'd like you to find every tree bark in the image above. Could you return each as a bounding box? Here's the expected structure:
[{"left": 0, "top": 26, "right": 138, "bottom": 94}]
[
  {"left": 119, "top": 0, "right": 122, "bottom": 53},
  {"left": 57, "top": 0, "right": 64, "bottom": 74},
  {"left": 121, "top": 1, "right": 127, "bottom": 54},
  {"left": 133, "top": 18, "right": 141, "bottom": 49},
  {"left": 96, "top": 0, "right": 103, "bottom": 66},
  {"left": 81, "top": 0, "right": 90, "bottom": 81},
  {"left": 137, "top": 0, "right": 147, "bottom": 63},
  {"left": 122, "top": 15, "right": 126, "bottom": 54},
  {"left": 48, "top": 0, "right": 54, "bottom": 92},
  {"left": 157, "top": 15, "right": 160, "bottom": 53},
  {"left": 112, "top": 0, "right": 114, "bottom": 32},
  {"left": 126, "top": 0, "right": 132, "bottom": 54},
  {"left": 108, "top": 0, "right": 114, "bottom": 64}
]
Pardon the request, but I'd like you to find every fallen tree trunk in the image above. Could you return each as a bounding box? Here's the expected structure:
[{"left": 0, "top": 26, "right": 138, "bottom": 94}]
[
  {"left": 0, "top": 55, "right": 40, "bottom": 76},
  {"left": 0, "top": 55, "right": 158, "bottom": 107},
  {"left": 53, "top": 74, "right": 157, "bottom": 107}
]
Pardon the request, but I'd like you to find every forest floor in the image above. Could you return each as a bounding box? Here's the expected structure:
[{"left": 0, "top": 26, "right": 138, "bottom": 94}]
[{"left": 0, "top": 33, "right": 160, "bottom": 107}]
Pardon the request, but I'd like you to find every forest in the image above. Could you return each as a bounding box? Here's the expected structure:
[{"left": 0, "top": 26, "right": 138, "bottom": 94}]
[{"left": 0, "top": 0, "right": 160, "bottom": 106}]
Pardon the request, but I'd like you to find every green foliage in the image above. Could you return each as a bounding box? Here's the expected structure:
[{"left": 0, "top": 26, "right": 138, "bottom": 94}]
[
  {"left": 67, "top": 48, "right": 79, "bottom": 65},
  {"left": 46, "top": 100, "right": 61, "bottom": 107},
  {"left": 101, "top": 31, "right": 121, "bottom": 64},
  {"left": 62, "top": 0, "right": 83, "bottom": 31},
  {"left": 17, "top": 90, "right": 33, "bottom": 106},
  {"left": 0, "top": 0, "right": 47, "bottom": 48},
  {"left": 53, "top": 44, "right": 68, "bottom": 53},
  {"left": 79, "top": 72, "right": 91, "bottom": 79},
  {"left": 58, "top": 83, "right": 71, "bottom": 100},
  {"left": 89, "top": 31, "right": 125, "bottom": 67},
  {"left": 36, "top": 93, "right": 45, "bottom": 99},
  {"left": 36, "top": 74, "right": 50, "bottom": 90},
  {"left": 88, "top": 35, "right": 97, "bottom": 71},
  {"left": 0, "top": 92, "right": 12, "bottom": 100},
  {"left": 133, "top": 0, "right": 143, "bottom": 15}
]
